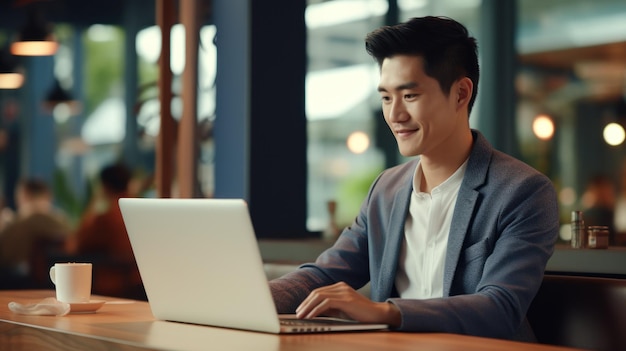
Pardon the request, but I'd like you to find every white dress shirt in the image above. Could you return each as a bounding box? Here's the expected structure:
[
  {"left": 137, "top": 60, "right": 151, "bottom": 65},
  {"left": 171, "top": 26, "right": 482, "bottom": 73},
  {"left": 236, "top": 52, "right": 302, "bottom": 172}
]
[{"left": 395, "top": 159, "right": 468, "bottom": 299}]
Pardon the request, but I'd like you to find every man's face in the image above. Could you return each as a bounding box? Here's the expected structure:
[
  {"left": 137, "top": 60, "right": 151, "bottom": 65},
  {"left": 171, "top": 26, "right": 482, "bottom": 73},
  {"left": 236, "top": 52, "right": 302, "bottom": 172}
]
[{"left": 377, "top": 55, "right": 463, "bottom": 158}]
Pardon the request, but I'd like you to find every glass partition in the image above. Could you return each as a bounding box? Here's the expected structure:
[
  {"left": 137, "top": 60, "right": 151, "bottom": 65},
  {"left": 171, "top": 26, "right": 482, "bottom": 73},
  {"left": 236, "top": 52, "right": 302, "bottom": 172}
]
[
  {"left": 305, "top": 0, "right": 482, "bottom": 234},
  {"left": 517, "top": 0, "right": 626, "bottom": 245},
  {"left": 305, "top": 0, "right": 387, "bottom": 233}
]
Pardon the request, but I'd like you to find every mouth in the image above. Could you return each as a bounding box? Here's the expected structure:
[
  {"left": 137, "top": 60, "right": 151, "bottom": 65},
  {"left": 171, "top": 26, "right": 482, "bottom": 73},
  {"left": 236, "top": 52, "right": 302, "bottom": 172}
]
[{"left": 395, "top": 128, "right": 419, "bottom": 138}]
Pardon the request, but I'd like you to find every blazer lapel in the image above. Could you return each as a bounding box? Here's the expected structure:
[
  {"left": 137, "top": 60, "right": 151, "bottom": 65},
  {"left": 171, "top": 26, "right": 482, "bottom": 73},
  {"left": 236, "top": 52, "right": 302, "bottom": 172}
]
[
  {"left": 443, "top": 130, "right": 491, "bottom": 296},
  {"left": 373, "top": 169, "right": 412, "bottom": 301},
  {"left": 444, "top": 188, "right": 479, "bottom": 295}
]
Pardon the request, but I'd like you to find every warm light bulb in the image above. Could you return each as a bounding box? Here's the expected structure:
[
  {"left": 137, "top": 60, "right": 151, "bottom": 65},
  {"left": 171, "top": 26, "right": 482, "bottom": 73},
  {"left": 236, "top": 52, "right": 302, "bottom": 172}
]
[
  {"left": 0, "top": 73, "right": 25, "bottom": 89},
  {"left": 346, "top": 131, "right": 370, "bottom": 154},
  {"left": 603, "top": 123, "right": 625, "bottom": 146},
  {"left": 11, "top": 40, "right": 58, "bottom": 56},
  {"left": 532, "top": 114, "right": 555, "bottom": 140}
]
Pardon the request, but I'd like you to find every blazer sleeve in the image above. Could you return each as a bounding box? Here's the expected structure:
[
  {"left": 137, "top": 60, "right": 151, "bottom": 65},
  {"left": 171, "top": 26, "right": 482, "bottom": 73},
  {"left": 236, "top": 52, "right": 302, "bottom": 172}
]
[
  {"left": 269, "top": 233, "right": 371, "bottom": 313},
  {"left": 269, "top": 173, "right": 382, "bottom": 314}
]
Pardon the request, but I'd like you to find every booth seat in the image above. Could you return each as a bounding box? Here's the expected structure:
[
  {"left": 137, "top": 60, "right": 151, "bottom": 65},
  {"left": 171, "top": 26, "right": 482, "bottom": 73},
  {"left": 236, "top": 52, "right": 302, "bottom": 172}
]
[{"left": 527, "top": 274, "right": 626, "bottom": 351}]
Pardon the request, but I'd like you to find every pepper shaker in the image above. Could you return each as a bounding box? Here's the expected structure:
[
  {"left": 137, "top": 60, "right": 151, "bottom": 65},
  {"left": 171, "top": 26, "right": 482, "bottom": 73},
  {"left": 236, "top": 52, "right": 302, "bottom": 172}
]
[{"left": 571, "top": 210, "right": 585, "bottom": 249}]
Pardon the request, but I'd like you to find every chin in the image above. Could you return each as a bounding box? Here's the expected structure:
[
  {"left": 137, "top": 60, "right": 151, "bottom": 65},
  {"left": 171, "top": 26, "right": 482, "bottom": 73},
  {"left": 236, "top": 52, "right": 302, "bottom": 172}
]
[
  {"left": 396, "top": 138, "right": 421, "bottom": 157},
  {"left": 398, "top": 148, "right": 419, "bottom": 157}
]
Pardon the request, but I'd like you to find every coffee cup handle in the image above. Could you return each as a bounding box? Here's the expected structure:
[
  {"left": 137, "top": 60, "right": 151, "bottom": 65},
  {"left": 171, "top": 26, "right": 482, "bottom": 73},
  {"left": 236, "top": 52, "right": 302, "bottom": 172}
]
[{"left": 49, "top": 266, "right": 56, "bottom": 285}]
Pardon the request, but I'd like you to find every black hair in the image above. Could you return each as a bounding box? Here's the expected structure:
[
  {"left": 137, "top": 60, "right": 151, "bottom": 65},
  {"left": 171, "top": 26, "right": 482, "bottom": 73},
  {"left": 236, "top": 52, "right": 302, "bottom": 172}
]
[
  {"left": 99, "top": 163, "right": 131, "bottom": 194},
  {"left": 365, "top": 16, "right": 480, "bottom": 114},
  {"left": 18, "top": 178, "right": 50, "bottom": 197}
]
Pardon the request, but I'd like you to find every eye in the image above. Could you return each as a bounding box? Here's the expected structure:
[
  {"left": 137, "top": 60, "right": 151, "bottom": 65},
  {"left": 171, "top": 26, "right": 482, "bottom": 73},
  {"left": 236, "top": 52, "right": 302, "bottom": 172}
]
[
  {"left": 380, "top": 95, "right": 391, "bottom": 103},
  {"left": 404, "top": 93, "right": 418, "bottom": 100}
]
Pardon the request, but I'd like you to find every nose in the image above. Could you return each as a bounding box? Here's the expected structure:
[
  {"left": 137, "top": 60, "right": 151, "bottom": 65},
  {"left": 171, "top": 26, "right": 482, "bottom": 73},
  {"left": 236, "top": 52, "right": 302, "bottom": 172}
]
[{"left": 386, "top": 99, "right": 408, "bottom": 123}]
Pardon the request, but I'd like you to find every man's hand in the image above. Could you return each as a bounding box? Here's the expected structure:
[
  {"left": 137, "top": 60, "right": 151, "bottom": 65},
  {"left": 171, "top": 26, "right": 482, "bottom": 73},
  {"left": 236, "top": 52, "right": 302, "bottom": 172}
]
[{"left": 295, "top": 282, "right": 401, "bottom": 327}]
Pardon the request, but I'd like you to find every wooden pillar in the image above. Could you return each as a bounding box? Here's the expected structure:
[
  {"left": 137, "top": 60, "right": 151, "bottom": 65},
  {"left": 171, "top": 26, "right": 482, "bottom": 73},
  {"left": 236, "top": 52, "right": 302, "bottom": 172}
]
[{"left": 177, "top": 0, "right": 200, "bottom": 198}]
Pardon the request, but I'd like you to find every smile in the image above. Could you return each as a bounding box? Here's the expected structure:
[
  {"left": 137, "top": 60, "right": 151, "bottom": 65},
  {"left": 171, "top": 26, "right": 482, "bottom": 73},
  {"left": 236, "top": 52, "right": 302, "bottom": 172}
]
[{"left": 395, "top": 128, "right": 418, "bottom": 137}]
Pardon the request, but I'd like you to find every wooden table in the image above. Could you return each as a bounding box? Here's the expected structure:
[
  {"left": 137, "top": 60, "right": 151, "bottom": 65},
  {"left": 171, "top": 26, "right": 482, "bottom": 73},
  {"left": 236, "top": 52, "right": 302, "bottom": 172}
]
[{"left": 0, "top": 290, "right": 581, "bottom": 351}]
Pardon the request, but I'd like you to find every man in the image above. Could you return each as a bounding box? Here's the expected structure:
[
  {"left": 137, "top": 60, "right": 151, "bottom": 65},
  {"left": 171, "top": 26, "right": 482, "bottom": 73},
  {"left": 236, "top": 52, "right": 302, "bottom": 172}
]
[
  {"left": 582, "top": 174, "right": 615, "bottom": 244},
  {"left": 270, "top": 16, "right": 559, "bottom": 341},
  {"left": 0, "top": 178, "right": 70, "bottom": 287},
  {"left": 67, "top": 163, "right": 143, "bottom": 299}
]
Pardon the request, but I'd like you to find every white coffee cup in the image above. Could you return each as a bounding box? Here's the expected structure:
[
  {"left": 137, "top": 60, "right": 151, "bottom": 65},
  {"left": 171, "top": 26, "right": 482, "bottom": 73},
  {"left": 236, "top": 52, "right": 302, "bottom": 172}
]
[{"left": 49, "top": 263, "right": 92, "bottom": 303}]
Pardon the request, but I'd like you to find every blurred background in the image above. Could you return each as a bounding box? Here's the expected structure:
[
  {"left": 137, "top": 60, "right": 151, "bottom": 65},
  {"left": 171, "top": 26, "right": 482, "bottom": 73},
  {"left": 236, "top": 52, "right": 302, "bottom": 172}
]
[{"left": 1, "top": 0, "right": 626, "bottom": 245}]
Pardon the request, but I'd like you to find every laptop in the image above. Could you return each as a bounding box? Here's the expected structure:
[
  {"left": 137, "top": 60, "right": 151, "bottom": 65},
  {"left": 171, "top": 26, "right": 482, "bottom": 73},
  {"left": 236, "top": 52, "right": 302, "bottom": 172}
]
[{"left": 119, "top": 198, "right": 388, "bottom": 334}]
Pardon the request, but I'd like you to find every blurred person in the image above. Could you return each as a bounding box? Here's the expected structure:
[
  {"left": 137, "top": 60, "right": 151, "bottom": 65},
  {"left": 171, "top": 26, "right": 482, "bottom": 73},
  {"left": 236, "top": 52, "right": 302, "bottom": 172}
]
[
  {"left": 66, "top": 163, "right": 144, "bottom": 299},
  {"left": 269, "top": 16, "right": 559, "bottom": 341},
  {"left": 612, "top": 164, "right": 626, "bottom": 245},
  {"left": 0, "top": 194, "right": 14, "bottom": 232},
  {"left": 0, "top": 178, "right": 70, "bottom": 288}
]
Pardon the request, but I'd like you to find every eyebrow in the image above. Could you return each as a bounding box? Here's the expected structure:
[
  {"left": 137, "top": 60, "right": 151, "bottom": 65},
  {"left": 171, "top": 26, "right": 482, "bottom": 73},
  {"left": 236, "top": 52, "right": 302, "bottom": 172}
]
[{"left": 377, "top": 81, "right": 419, "bottom": 93}]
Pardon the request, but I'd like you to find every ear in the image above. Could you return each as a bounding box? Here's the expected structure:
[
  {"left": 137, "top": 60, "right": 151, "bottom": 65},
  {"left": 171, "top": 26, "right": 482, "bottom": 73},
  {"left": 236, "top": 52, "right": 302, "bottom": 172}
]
[{"left": 455, "top": 77, "right": 473, "bottom": 111}]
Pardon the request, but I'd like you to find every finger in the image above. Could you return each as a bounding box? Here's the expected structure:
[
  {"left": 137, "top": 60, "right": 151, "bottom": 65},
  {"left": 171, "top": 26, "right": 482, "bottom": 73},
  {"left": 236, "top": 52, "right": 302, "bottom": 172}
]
[
  {"left": 295, "top": 285, "right": 341, "bottom": 317},
  {"left": 295, "top": 282, "right": 343, "bottom": 313},
  {"left": 299, "top": 295, "right": 344, "bottom": 319},
  {"left": 296, "top": 285, "right": 354, "bottom": 319},
  {"left": 295, "top": 290, "right": 332, "bottom": 318}
]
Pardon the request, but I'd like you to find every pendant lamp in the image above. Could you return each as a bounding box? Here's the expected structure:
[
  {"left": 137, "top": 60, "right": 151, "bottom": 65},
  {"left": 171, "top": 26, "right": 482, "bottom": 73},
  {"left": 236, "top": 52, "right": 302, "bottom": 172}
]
[
  {"left": 43, "top": 78, "right": 81, "bottom": 117},
  {"left": 10, "top": 9, "right": 58, "bottom": 56},
  {"left": 0, "top": 48, "right": 24, "bottom": 89}
]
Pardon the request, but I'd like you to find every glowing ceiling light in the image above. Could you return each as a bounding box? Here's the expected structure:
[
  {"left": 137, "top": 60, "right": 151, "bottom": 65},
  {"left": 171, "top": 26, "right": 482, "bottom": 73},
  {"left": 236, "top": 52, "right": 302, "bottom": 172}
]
[
  {"left": 603, "top": 122, "right": 625, "bottom": 146},
  {"left": 532, "top": 114, "right": 555, "bottom": 140},
  {"left": 11, "top": 10, "right": 58, "bottom": 56},
  {"left": 347, "top": 131, "right": 370, "bottom": 154}
]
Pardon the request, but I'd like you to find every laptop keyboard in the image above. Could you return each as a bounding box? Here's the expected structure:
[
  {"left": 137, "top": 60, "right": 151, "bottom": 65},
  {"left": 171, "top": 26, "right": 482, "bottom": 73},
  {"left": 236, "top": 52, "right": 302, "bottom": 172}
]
[{"left": 279, "top": 317, "right": 359, "bottom": 333}]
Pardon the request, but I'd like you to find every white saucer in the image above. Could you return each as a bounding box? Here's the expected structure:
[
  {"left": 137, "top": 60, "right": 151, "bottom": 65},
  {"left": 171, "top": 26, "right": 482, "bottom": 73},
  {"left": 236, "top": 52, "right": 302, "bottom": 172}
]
[{"left": 69, "top": 300, "right": 106, "bottom": 313}]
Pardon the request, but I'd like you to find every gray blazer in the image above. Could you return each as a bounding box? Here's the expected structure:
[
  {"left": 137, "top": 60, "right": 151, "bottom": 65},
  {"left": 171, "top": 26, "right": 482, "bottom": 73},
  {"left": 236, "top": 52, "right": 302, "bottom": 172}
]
[{"left": 270, "top": 130, "right": 559, "bottom": 341}]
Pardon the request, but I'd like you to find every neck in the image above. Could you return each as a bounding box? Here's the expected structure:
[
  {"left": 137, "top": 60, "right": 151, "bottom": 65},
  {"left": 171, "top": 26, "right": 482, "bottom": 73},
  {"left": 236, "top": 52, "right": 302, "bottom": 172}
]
[{"left": 419, "top": 129, "right": 473, "bottom": 193}]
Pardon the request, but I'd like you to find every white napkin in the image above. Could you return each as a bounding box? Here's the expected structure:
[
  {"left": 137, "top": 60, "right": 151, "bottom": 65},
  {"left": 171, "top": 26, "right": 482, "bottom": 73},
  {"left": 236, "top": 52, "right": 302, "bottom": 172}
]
[{"left": 8, "top": 297, "right": 71, "bottom": 316}]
